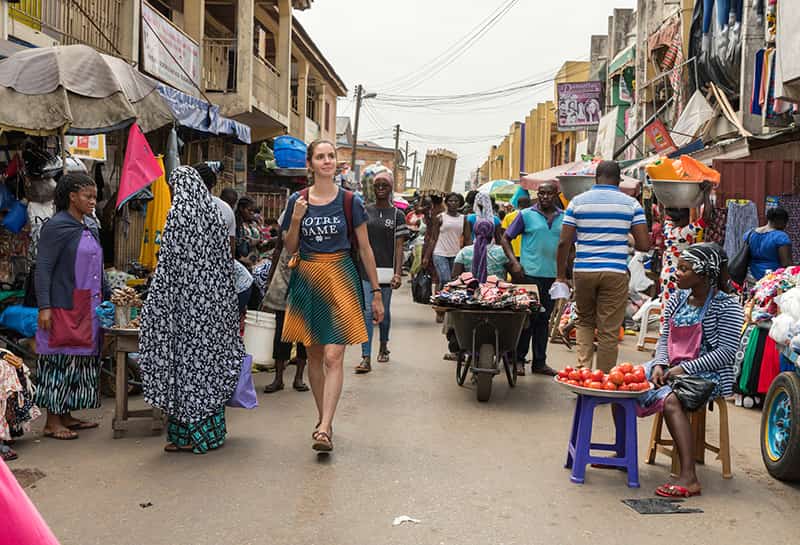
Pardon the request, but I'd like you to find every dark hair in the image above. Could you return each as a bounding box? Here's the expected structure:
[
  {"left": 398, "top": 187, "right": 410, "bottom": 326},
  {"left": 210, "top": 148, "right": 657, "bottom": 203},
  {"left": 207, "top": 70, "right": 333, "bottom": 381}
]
[
  {"left": 465, "top": 190, "right": 478, "bottom": 207},
  {"left": 431, "top": 195, "right": 443, "bottom": 205},
  {"left": 595, "top": 160, "right": 621, "bottom": 185},
  {"left": 445, "top": 192, "right": 464, "bottom": 207},
  {"left": 192, "top": 162, "right": 217, "bottom": 190},
  {"left": 220, "top": 187, "right": 238, "bottom": 209},
  {"left": 517, "top": 196, "right": 532, "bottom": 209},
  {"left": 767, "top": 206, "right": 789, "bottom": 226},
  {"left": 235, "top": 196, "right": 255, "bottom": 228},
  {"left": 54, "top": 173, "right": 95, "bottom": 212},
  {"left": 306, "top": 139, "right": 336, "bottom": 163}
]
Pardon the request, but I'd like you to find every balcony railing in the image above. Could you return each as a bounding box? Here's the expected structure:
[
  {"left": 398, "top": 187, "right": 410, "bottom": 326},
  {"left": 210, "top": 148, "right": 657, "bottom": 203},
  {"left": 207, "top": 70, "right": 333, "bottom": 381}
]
[
  {"left": 203, "top": 38, "right": 238, "bottom": 93},
  {"left": 252, "top": 54, "right": 281, "bottom": 114},
  {"left": 9, "top": 0, "right": 123, "bottom": 55}
]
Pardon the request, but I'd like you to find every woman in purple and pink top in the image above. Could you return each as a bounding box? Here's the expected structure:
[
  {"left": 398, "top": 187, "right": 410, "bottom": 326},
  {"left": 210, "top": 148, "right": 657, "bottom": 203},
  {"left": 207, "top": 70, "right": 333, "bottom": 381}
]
[{"left": 35, "top": 173, "right": 106, "bottom": 441}]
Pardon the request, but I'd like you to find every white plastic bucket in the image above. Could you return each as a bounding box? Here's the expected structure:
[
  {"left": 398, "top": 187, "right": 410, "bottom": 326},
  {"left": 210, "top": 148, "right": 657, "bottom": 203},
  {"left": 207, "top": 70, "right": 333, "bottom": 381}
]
[{"left": 243, "top": 310, "right": 276, "bottom": 366}]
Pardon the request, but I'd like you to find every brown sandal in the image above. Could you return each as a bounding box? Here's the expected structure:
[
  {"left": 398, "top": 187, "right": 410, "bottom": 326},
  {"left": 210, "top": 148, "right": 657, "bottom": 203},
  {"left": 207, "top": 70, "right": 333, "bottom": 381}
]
[
  {"left": 355, "top": 357, "right": 372, "bottom": 374},
  {"left": 377, "top": 351, "right": 390, "bottom": 363},
  {"left": 312, "top": 431, "right": 333, "bottom": 452},
  {"left": 164, "top": 443, "right": 194, "bottom": 453}
]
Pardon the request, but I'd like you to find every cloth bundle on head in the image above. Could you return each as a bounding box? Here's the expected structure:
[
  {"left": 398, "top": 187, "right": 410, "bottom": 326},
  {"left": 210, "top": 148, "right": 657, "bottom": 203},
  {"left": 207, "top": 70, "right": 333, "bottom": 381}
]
[
  {"left": 361, "top": 162, "right": 392, "bottom": 203},
  {"left": 509, "top": 186, "right": 530, "bottom": 208},
  {"left": 473, "top": 192, "right": 494, "bottom": 221},
  {"left": 471, "top": 218, "right": 495, "bottom": 283},
  {"left": 680, "top": 242, "right": 728, "bottom": 285}
]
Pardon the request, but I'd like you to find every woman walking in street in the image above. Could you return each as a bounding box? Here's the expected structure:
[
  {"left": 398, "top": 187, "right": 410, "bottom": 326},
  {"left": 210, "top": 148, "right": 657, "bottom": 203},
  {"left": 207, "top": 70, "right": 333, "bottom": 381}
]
[
  {"left": 355, "top": 169, "right": 409, "bottom": 374},
  {"left": 423, "top": 192, "right": 469, "bottom": 290},
  {"left": 34, "top": 173, "right": 105, "bottom": 440},
  {"left": 282, "top": 139, "right": 383, "bottom": 452},
  {"left": 262, "top": 228, "right": 309, "bottom": 393},
  {"left": 139, "top": 166, "right": 244, "bottom": 454}
]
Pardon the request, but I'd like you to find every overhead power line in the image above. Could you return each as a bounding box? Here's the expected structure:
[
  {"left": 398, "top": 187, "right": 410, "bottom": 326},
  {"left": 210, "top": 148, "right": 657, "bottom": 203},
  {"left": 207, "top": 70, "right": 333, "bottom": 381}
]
[{"left": 374, "top": 0, "right": 521, "bottom": 94}]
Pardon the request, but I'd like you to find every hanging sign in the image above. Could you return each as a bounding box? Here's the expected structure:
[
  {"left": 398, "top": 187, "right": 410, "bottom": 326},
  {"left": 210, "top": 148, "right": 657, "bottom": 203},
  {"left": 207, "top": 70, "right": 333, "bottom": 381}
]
[
  {"left": 66, "top": 135, "right": 107, "bottom": 162},
  {"left": 142, "top": 1, "right": 200, "bottom": 95},
  {"left": 644, "top": 119, "right": 677, "bottom": 155}
]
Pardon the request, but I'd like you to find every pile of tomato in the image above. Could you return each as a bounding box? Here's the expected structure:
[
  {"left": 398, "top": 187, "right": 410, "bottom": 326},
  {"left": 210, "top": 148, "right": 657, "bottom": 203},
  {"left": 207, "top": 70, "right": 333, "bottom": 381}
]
[{"left": 555, "top": 362, "right": 651, "bottom": 392}]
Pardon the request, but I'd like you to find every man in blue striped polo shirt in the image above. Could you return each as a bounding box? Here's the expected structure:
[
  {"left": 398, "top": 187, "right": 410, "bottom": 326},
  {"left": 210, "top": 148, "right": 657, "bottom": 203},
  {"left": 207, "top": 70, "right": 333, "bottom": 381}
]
[{"left": 556, "top": 161, "right": 650, "bottom": 372}]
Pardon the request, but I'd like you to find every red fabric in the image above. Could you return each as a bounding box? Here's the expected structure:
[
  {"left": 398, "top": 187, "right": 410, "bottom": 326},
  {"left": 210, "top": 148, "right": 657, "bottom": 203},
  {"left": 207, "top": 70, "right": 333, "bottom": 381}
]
[
  {"left": 116, "top": 123, "right": 163, "bottom": 209},
  {"left": 48, "top": 289, "right": 93, "bottom": 348},
  {"left": 758, "top": 336, "right": 781, "bottom": 394}
]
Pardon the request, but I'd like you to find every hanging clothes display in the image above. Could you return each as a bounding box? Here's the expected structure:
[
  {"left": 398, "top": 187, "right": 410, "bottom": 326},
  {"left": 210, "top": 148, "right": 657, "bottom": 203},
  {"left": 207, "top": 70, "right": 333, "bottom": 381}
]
[
  {"left": 138, "top": 156, "right": 171, "bottom": 271},
  {"left": 778, "top": 195, "right": 800, "bottom": 264},
  {"left": 0, "top": 351, "right": 39, "bottom": 441},
  {"left": 723, "top": 200, "right": 759, "bottom": 260},
  {"left": 705, "top": 207, "right": 728, "bottom": 246},
  {"left": 758, "top": 335, "right": 782, "bottom": 393}
]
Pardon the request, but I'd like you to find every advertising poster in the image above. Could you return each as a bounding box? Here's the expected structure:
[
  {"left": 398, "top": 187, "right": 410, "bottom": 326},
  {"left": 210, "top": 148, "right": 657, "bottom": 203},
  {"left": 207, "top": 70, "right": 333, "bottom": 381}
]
[
  {"left": 66, "top": 135, "right": 106, "bottom": 161},
  {"left": 557, "top": 81, "right": 603, "bottom": 131}
]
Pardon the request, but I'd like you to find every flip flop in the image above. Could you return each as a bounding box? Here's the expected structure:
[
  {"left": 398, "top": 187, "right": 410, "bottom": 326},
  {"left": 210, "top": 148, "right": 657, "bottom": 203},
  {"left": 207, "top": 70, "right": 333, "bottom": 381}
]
[
  {"left": 655, "top": 483, "right": 701, "bottom": 498},
  {"left": 1, "top": 444, "right": 18, "bottom": 461},
  {"left": 264, "top": 383, "right": 284, "bottom": 393},
  {"left": 164, "top": 443, "right": 194, "bottom": 453},
  {"left": 312, "top": 431, "right": 333, "bottom": 452},
  {"left": 293, "top": 383, "right": 310, "bottom": 392},
  {"left": 377, "top": 352, "right": 390, "bottom": 363},
  {"left": 66, "top": 421, "right": 98, "bottom": 430},
  {"left": 43, "top": 429, "right": 78, "bottom": 440}
]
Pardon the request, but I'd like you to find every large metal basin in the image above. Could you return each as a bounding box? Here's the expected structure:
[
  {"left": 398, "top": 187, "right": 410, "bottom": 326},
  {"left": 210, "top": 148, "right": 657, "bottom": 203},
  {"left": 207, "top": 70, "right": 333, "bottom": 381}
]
[
  {"left": 651, "top": 179, "right": 704, "bottom": 208},
  {"left": 557, "top": 175, "right": 595, "bottom": 200}
]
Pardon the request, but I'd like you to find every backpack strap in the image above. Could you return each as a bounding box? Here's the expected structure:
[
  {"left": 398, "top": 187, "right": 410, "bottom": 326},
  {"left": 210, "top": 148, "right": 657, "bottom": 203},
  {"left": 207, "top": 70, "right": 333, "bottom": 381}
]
[{"left": 342, "top": 189, "right": 358, "bottom": 250}]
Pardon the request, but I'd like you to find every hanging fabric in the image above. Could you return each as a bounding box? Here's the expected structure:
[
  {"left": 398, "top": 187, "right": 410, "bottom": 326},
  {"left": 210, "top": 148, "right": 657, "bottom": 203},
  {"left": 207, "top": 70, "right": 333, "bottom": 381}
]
[
  {"left": 751, "top": 49, "right": 766, "bottom": 115},
  {"left": 723, "top": 200, "right": 759, "bottom": 261},
  {"left": 138, "top": 156, "right": 171, "bottom": 271},
  {"left": 778, "top": 195, "right": 800, "bottom": 264},
  {"left": 757, "top": 335, "right": 781, "bottom": 393}
]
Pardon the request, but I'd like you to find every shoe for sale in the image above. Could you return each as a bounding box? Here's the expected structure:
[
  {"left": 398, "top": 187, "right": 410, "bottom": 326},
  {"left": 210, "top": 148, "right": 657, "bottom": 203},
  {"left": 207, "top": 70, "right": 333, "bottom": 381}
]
[{"left": 531, "top": 365, "right": 558, "bottom": 377}]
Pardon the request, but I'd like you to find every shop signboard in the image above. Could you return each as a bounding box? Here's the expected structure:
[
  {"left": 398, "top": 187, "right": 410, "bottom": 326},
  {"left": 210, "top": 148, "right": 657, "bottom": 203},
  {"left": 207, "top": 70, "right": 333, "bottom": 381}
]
[
  {"left": 66, "top": 135, "right": 106, "bottom": 162},
  {"left": 142, "top": 2, "right": 200, "bottom": 95},
  {"left": 557, "top": 81, "right": 603, "bottom": 131}
]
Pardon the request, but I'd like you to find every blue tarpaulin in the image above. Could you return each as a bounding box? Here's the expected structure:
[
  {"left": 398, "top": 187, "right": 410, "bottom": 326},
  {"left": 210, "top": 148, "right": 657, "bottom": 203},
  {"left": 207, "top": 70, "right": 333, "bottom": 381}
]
[{"left": 157, "top": 85, "right": 251, "bottom": 144}]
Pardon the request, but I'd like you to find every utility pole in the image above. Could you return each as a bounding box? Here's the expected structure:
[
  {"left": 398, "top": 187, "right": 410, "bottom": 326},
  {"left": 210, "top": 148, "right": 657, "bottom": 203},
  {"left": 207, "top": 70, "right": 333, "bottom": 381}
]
[
  {"left": 349, "top": 85, "right": 377, "bottom": 189},
  {"left": 392, "top": 124, "right": 401, "bottom": 191},
  {"left": 407, "top": 151, "right": 418, "bottom": 190},
  {"left": 404, "top": 140, "right": 409, "bottom": 189},
  {"left": 350, "top": 85, "right": 363, "bottom": 188}
]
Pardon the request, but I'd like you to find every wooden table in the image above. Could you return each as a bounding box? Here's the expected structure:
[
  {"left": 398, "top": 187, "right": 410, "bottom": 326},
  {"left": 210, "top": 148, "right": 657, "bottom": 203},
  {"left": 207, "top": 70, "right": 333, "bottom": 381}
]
[{"left": 104, "top": 328, "right": 164, "bottom": 439}]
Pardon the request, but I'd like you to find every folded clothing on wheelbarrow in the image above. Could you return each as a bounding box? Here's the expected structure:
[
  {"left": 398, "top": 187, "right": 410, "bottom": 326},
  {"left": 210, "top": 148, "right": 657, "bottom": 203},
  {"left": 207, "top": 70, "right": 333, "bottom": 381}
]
[{"left": 431, "top": 272, "right": 539, "bottom": 310}]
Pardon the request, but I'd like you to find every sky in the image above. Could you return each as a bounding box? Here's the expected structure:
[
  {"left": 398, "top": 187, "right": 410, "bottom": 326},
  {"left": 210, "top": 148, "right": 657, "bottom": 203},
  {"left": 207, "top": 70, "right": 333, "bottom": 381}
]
[{"left": 296, "top": 0, "right": 636, "bottom": 192}]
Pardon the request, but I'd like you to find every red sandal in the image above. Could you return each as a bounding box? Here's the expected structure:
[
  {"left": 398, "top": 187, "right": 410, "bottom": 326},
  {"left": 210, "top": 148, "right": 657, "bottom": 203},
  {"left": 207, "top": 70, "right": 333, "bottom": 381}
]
[{"left": 655, "top": 483, "right": 701, "bottom": 498}]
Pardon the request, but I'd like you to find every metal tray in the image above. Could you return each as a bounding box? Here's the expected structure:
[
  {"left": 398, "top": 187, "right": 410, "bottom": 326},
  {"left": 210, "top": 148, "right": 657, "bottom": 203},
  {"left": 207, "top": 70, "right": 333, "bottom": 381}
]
[{"left": 553, "top": 376, "right": 653, "bottom": 398}]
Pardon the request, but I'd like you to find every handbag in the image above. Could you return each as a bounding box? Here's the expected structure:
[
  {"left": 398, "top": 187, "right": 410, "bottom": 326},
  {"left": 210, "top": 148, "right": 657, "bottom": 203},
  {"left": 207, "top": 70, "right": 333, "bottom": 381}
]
[
  {"left": 668, "top": 375, "right": 716, "bottom": 411},
  {"left": 411, "top": 271, "right": 433, "bottom": 304},
  {"left": 227, "top": 354, "right": 258, "bottom": 409},
  {"left": 728, "top": 230, "right": 753, "bottom": 285}
]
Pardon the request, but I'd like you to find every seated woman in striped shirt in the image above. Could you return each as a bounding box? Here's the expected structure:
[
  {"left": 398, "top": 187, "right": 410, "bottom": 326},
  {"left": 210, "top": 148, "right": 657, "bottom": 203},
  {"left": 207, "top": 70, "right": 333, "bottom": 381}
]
[{"left": 638, "top": 243, "right": 743, "bottom": 499}]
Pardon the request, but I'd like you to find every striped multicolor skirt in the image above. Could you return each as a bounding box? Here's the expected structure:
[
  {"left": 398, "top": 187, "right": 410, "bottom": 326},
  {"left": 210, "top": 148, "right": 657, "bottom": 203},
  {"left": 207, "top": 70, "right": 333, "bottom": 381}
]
[
  {"left": 283, "top": 251, "right": 368, "bottom": 347},
  {"left": 34, "top": 354, "right": 100, "bottom": 414}
]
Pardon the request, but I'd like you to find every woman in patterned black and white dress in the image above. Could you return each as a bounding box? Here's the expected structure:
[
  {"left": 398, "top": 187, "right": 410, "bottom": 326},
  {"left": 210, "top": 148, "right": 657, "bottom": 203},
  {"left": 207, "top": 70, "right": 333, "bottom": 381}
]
[{"left": 139, "top": 166, "right": 244, "bottom": 454}]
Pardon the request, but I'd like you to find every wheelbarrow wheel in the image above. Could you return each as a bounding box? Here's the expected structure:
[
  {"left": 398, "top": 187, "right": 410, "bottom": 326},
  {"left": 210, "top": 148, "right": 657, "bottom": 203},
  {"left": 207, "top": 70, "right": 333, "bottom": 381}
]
[
  {"left": 456, "top": 353, "right": 470, "bottom": 386},
  {"left": 476, "top": 343, "right": 494, "bottom": 402}
]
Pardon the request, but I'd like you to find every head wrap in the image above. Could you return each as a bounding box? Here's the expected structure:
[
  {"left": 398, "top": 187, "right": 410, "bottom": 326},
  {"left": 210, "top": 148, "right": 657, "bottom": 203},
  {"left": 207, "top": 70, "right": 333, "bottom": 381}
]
[
  {"left": 680, "top": 242, "right": 728, "bottom": 285},
  {"left": 473, "top": 192, "right": 494, "bottom": 221},
  {"left": 471, "top": 218, "right": 495, "bottom": 283},
  {"left": 373, "top": 170, "right": 394, "bottom": 186}
]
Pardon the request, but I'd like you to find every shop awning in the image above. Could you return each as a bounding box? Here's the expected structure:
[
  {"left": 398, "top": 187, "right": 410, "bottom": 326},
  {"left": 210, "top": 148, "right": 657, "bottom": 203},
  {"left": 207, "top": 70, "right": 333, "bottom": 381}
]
[
  {"left": 157, "top": 85, "right": 251, "bottom": 144},
  {"left": 608, "top": 44, "right": 635, "bottom": 76}
]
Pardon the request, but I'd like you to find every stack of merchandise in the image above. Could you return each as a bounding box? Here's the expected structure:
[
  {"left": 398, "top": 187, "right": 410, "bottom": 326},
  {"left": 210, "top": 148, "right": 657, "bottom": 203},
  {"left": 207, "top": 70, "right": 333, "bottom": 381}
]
[
  {"left": 431, "top": 272, "right": 539, "bottom": 311},
  {"left": 0, "top": 349, "right": 39, "bottom": 443},
  {"left": 747, "top": 266, "right": 800, "bottom": 323}
]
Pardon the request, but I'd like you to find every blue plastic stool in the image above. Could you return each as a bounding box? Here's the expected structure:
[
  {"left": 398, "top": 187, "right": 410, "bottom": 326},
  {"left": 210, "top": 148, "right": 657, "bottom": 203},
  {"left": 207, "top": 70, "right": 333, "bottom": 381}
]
[{"left": 565, "top": 394, "right": 640, "bottom": 488}]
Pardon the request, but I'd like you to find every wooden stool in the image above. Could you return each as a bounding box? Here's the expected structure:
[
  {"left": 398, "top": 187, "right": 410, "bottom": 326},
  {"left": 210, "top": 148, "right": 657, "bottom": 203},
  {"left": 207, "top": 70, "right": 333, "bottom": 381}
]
[{"left": 645, "top": 397, "right": 732, "bottom": 479}]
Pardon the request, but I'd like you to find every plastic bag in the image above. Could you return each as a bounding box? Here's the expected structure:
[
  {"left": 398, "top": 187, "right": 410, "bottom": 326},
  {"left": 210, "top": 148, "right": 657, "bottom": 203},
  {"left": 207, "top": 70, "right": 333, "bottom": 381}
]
[
  {"left": 769, "top": 313, "right": 795, "bottom": 346},
  {"left": 669, "top": 375, "right": 715, "bottom": 411},
  {"left": 411, "top": 271, "right": 432, "bottom": 304},
  {"left": 775, "top": 288, "right": 800, "bottom": 321},
  {"left": 0, "top": 305, "right": 38, "bottom": 337}
]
